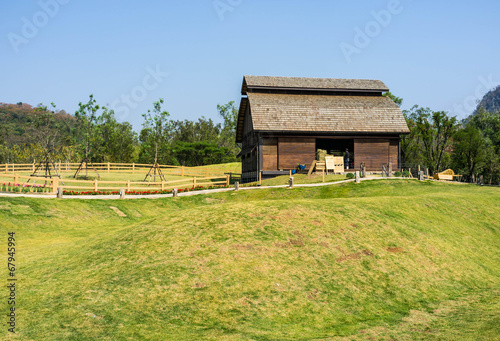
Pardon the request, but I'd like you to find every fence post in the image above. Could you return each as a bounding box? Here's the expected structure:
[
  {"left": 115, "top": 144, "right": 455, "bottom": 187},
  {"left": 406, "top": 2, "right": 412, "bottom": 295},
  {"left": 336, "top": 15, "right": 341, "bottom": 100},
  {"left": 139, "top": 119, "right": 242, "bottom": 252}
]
[
  {"left": 193, "top": 177, "right": 197, "bottom": 187},
  {"left": 206, "top": 168, "right": 209, "bottom": 177},
  {"left": 322, "top": 168, "right": 325, "bottom": 182},
  {"left": 52, "top": 178, "right": 59, "bottom": 193},
  {"left": 226, "top": 175, "right": 230, "bottom": 187},
  {"left": 127, "top": 180, "right": 130, "bottom": 192},
  {"left": 161, "top": 181, "right": 165, "bottom": 191},
  {"left": 132, "top": 163, "right": 135, "bottom": 174},
  {"left": 235, "top": 181, "right": 239, "bottom": 191},
  {"left": 94, "top": 179, "right": 98, "bottom": 192},
  {"left": 5, "top": 164, "right": 7, "bottom": 173},
  {"left": 181, "top": 166, "right": 184, "bottom": 177},
  {"left": 14, "top": 174, "right": 19, "bottom": 184},
  {"left": 107, "top": 162, "right": 110, "bottom": 173},
  {"left": 32, "top": 162, "right": 35, "bottom": 173}
]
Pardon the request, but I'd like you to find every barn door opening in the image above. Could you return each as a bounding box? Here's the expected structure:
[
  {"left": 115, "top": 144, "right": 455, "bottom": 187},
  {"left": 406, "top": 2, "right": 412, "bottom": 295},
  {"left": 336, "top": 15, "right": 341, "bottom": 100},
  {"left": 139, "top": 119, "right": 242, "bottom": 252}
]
[{"left": 316, "top": 139, "right": 354, "bottom": 169}]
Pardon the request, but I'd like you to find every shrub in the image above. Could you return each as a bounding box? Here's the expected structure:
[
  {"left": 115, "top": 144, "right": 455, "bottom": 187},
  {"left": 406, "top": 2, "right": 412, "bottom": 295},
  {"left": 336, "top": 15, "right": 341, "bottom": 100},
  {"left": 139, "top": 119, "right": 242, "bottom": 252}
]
[
  {"left": 402, "top": 170, "right": 411, "bottom": 178},
  {"left": 393, "top": 171, "right": 402, "bottom": 177},
  {"left": 346, "top": 173, "right": 355, "bottom": 179}
]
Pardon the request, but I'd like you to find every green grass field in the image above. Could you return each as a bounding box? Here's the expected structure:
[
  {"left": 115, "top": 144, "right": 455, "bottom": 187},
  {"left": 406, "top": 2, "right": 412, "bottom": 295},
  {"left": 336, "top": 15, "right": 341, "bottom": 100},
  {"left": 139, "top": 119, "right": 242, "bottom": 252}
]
[{"left": 1, "top": 180, "right": 499, "bottom": 340}]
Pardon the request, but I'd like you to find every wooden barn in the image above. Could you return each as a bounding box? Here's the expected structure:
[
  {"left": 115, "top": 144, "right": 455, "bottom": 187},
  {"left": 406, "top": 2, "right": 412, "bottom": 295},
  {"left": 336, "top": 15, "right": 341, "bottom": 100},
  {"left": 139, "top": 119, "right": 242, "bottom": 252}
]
[{"left": 236, "top": 75, "right": 410, "bottom": 182}]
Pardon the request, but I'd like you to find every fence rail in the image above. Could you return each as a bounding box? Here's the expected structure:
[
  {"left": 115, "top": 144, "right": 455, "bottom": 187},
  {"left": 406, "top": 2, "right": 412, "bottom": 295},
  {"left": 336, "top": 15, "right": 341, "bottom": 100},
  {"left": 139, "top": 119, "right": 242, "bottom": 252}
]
[
  {"left": 0, "top": 162, "right": 236, "bottom": 178},
  {"left": 0, "top": 173, "right": 230, "bottom": 194}
]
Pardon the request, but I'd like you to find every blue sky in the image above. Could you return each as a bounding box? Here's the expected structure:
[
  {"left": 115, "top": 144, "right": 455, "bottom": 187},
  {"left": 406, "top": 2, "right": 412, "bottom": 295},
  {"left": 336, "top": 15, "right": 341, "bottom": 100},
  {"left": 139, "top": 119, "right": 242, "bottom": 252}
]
[{"left": 1, "top": 0, "right": 499, "bottom": 130}]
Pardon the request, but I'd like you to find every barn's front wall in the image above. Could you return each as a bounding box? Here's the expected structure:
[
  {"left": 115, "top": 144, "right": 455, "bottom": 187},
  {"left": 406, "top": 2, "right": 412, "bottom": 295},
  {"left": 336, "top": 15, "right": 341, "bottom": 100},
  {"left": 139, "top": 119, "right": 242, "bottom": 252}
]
[{"left": 252, "top": 135, "right": 401, "bottom": 174}]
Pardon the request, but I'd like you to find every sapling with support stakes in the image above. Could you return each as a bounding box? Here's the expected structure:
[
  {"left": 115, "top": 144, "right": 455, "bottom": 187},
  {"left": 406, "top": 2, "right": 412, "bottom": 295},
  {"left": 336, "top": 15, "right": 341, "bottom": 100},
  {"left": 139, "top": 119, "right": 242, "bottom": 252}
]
[
  {"left": 73, "top": 95, "right": 101, "bottom": 180},
  {"left": 27, "top": 103, "right": 64, "bottom": 186},
  {"left": 142, "top": 99, "right": 169, "bottom": 183}
]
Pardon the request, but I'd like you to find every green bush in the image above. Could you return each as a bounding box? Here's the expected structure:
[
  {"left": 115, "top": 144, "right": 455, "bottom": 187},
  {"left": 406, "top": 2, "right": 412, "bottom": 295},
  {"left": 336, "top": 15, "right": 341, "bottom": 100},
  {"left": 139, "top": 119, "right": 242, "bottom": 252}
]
[
  {"left": 346, "top": 173, "right": 355, "bottom": 179},
  {"left": 402, "top": 170, "right": 411, "bottom": 177},
  {"left": 393, "top": 171, "right": 402, "bottom": 177}
]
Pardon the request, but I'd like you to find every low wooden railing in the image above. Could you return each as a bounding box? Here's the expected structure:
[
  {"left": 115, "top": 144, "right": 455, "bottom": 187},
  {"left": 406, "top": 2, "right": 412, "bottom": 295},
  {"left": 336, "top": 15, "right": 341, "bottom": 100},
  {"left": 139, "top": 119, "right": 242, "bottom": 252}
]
[
  {"left": 0, "top": 162, "right": 236, "bottom": 178},
  {"left": 0, "top": 173, "right": 230, "bottom": 194}
]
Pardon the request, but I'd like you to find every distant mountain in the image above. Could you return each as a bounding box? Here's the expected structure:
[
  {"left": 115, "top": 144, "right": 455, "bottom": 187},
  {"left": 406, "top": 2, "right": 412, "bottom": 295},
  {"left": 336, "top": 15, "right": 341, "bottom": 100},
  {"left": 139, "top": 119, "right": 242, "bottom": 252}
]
[
  {"left": 0, "top": 102, "right": 75, "bottom": 146},
  {"left": 474, "top": 85, "right": 500, "bottom": 114}
]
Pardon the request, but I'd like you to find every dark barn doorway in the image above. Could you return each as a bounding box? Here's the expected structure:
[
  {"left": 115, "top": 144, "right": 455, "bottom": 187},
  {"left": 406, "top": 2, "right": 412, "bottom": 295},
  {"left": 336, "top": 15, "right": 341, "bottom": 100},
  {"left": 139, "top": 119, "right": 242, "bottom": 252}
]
[{"left": 316, "top": 139, "right": 354, "bottom": 169}]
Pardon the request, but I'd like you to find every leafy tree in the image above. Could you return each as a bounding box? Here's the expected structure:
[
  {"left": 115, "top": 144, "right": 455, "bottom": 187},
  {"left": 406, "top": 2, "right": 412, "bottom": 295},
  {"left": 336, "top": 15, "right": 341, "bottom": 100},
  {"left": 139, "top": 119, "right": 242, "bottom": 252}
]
[
  {"left": 172, "top": 141, "right": 234, "bottom": 166},
  {"left": 31, "top": 103, "right": 61, "bottom": 156},
  {"left": 171, "top": 117, "right": 220, "bottom": 145},
  {"left": 459, "top": 108, "right": 500, "bottom": 183},
  {"left": 139, "top": 99, "right": 173, "bottom": 164},
  {"left": 94, "top": 108, "right": 138, "bottom": 162},
  {"left": 451, "top": 125, "right": 488, "bottom": 181},
  {"left": 383, "top": 92, "right": 403, "bottom": 107},
  {"left": 402, "top": 106, "right": 458, "bottom": 174},
  {"left": 74, "top": 95, "right": 101, "bottom": 162}
]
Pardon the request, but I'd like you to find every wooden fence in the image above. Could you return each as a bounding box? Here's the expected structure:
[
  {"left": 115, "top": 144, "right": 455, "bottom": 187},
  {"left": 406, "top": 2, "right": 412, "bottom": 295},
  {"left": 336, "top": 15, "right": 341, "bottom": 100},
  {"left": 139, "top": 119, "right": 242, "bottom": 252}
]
[
  {"left": 0, "top": 162, "right": 235, "bottom": 177},
  {"left": 0, "top": 173, "right": 230, "bottom": 194}
]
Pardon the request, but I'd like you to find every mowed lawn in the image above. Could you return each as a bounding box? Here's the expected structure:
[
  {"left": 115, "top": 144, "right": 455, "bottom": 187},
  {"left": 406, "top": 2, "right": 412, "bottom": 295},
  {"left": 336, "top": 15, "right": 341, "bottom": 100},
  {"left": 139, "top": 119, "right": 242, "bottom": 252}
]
[{"left": 0, "top": 180, "right": 499, "bottom": 340}]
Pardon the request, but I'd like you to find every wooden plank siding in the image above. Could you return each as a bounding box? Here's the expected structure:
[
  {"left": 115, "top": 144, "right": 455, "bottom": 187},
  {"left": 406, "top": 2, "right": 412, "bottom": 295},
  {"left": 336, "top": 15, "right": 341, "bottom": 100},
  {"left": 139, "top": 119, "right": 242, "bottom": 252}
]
[
  {"left": 354, "top": 138, "right": 399, "bottom": 171},
  {"left": 277, "top": 138, "right": 315, "bottom": 170},
  {"left": 354, "top": 139, "right": 389, "bottom": 171},
  {"left": 262, "top": 138, "right": 278, "bottom": 170},
  {"left": 389, "top": 139, "right": 399, "bottom": 167}
]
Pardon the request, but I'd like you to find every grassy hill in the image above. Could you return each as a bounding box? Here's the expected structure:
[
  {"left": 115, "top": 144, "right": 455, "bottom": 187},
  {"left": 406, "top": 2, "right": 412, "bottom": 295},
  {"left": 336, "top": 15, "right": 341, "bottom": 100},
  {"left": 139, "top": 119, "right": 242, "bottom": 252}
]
[{"left": 1, "top": 180, "right": 499, "bottom": 340}]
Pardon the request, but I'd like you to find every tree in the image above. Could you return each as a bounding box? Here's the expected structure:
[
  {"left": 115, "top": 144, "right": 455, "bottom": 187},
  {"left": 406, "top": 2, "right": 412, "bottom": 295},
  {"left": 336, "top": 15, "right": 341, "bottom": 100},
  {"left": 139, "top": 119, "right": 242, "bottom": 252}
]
[
  {"left": 140, "top": 99, "right": 172, "bottom": 181},
  {"left": 452, "top": 125, "right": 488, "bottom": 181},
  {"left": 461, "top": 108, "right": 500, "bottom": 184},
  {"left": 383, "top": 92, "right": 403, "bottom": 107},
  {"left": 74, "top": 95, "right": 101, "bottom": 162},
  {"left": 94, "top": 108, "right": 138, "bottom": 162},
  {"left": 73, "top": 95, "right": 103, "bottom": 178},
  {"left": 172, "top": 141, "right": 234, "bottom": 167},
  {"left": 31, "top": 103, "right": 60, "bottom": 155},
  {"left": 402, "top": 106, "right": 458, "bottom": 174}
]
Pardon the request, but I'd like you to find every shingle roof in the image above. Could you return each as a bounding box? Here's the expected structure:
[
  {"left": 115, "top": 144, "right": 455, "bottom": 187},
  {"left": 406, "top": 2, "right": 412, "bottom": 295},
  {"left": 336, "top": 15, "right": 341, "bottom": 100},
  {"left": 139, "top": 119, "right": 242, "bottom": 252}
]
[
  {"left": 242, "top": 75, "right": 389, "bottom": 93},
  {"left": 242, "top": 92, "right": 409, "bottom": 136}
]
